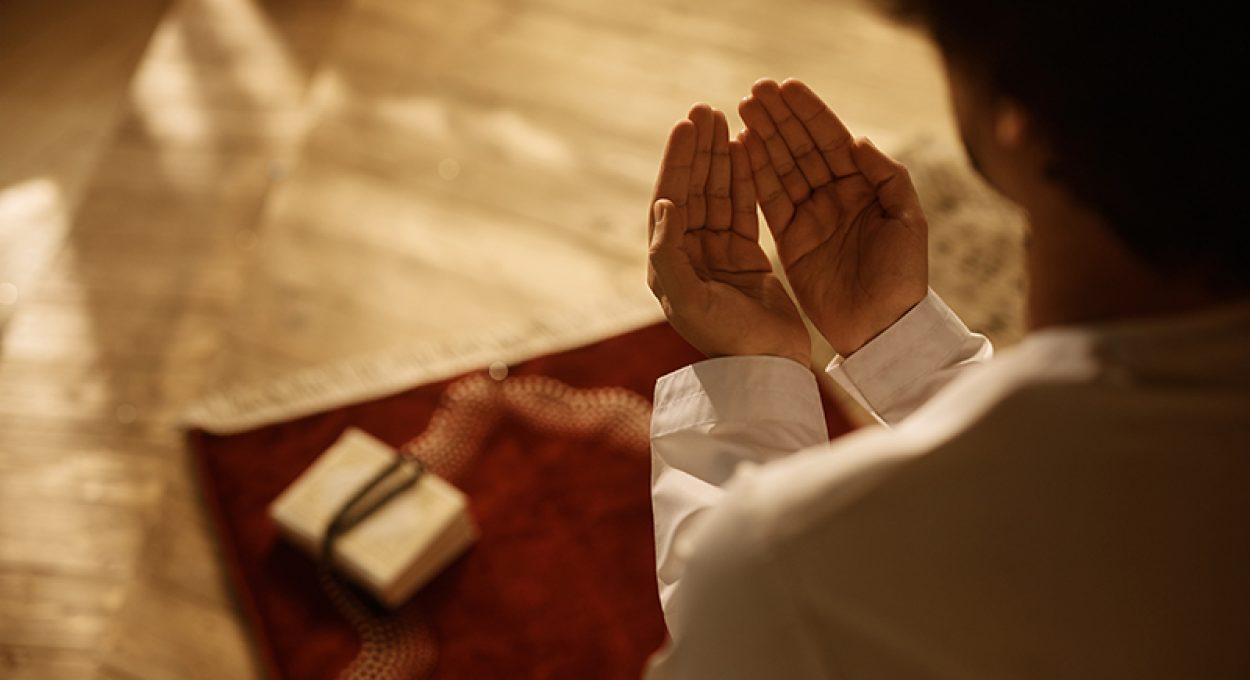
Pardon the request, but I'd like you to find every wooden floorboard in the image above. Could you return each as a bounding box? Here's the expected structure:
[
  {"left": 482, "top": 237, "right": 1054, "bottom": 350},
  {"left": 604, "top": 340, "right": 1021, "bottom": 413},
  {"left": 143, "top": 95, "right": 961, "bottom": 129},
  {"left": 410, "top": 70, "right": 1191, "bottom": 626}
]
[
  {"left": 0, "top": 0, "right": 346, "bottom": 676},
  {"left": 0, "top": 0, "right": 172, "bottom": 330}
]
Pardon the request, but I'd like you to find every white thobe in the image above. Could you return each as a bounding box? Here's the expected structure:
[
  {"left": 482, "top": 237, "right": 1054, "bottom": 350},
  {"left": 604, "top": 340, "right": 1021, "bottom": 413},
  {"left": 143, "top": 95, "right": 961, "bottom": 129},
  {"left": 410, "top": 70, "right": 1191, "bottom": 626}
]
[{"left": 647, "top": 290, "right": 1250, "bottom": 679}]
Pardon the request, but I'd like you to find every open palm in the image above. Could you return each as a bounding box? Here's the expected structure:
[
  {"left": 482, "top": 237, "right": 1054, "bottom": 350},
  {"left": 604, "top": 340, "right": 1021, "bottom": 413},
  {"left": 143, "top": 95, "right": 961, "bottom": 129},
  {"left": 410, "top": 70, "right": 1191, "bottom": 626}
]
[
  {"left": 647, "top": 105, "right": 810, "bottom": 367},
  {"left": 739, "top": 79, "right": 928, "bottom": 356}
]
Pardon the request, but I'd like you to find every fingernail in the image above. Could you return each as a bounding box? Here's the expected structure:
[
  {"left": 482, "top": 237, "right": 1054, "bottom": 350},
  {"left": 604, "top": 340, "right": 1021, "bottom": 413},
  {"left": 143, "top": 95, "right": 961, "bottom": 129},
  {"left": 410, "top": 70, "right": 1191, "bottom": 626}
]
[{"left": 653, "top": 201, "right": 666, "bottom": 223}]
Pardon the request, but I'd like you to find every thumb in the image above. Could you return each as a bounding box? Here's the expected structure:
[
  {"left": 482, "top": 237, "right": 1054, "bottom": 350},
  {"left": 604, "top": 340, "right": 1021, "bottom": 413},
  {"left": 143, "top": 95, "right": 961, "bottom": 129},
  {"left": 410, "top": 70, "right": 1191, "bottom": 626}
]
[
  {"left": 648, "top": 199, "right": 699, "bottom": 293},
  {"left": 650, "top": 199, "right": 684, "bottom": 253},
  {"left": 850, "top": 137, "right": 922, "bottom": 220}
]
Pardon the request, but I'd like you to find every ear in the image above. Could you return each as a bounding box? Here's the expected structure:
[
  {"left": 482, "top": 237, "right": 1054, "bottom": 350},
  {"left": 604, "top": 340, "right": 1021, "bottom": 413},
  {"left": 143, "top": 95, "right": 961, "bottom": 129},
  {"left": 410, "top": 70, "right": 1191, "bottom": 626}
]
[{"left": 993, "top": 99, "right": 1030, "bottom": 149}]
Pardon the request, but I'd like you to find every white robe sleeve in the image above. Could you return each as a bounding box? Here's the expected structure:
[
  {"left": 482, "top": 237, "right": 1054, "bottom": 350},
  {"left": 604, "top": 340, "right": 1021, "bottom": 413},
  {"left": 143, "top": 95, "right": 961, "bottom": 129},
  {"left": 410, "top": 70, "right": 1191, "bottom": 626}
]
[
  {"left": 645, "top": 474, "right": 837, "bottom": 679},
  {"left": 650, "top": 355, "right": 829, "bottom": 607},
  {"left": 647, "top": 290, "right": 993, "bottom": 677}
]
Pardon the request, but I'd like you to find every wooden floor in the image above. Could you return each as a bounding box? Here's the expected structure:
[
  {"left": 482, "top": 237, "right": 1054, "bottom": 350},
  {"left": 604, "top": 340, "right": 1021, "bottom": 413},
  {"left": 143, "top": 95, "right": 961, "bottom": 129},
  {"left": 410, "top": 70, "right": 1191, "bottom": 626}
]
[{"left": 0, "top": 0, "right": 954, "bottom": 676}]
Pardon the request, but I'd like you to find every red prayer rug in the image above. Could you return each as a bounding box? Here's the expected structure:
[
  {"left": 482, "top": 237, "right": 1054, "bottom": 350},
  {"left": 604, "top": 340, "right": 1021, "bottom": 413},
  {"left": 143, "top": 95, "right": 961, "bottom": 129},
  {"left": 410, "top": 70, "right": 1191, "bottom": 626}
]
[{"left": 189, "top": 322, "right": 853, "bottom": 679}]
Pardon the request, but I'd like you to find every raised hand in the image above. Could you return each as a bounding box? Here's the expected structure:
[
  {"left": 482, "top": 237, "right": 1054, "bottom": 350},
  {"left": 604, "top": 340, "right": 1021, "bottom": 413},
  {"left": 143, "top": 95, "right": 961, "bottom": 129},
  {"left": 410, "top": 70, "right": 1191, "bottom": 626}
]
[
  {"left": 647, "top": 104, "right": 811, "bottom": 367},
  {"left": 739, "top": 78, "right": 928, "bottom": 356}
]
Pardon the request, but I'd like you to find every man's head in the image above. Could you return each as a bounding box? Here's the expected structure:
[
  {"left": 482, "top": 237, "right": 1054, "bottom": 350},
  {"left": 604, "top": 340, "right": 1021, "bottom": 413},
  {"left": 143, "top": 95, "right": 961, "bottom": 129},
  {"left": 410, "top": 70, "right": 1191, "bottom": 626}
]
[{"left": 884, "top": 1, "right": 1246, "bottom": 292}]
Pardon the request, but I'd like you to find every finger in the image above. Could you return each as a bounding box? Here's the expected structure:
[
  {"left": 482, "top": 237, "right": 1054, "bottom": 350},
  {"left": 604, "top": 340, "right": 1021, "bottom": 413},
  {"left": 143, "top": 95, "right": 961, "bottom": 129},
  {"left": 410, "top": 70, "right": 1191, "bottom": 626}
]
[
  {"left": 738, "top": 94, "right": 809, "bottom": 203},
  {"left": 687, "top": 104, "right": 716, "bottom": 230},
  {"left": 650, "top": 119, "right": 697, "bottom": 242},
  {"left": 751, "top": 79, "right": 833, "bottom": 188},
  {"left": 728, "top": 135, "right": 759, "bottom": 242},
  {"left": 777, "top": 79, "right": 858, "bottom": 178},
  {"left": 706, "top": 110, "right": 733, "bottom": 231},
  {"left": 850, "top": 137, "right": 923, "bottom": 220},
  {"left": 742, "top": 127, "right": 796, "bottom": 235},
  {"left": 649, "top": 199, "right": 702, "bottom": 296}
]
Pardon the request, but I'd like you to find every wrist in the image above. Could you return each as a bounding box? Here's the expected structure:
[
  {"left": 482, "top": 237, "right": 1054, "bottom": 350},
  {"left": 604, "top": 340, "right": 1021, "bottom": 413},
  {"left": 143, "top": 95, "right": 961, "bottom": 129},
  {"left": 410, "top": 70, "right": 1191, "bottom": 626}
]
[
  {"left": 823, "top": 292, "right": 928, "bottom": 357},
  {"left": 708, "top": 348, "right": 810, "bottom": 367}
]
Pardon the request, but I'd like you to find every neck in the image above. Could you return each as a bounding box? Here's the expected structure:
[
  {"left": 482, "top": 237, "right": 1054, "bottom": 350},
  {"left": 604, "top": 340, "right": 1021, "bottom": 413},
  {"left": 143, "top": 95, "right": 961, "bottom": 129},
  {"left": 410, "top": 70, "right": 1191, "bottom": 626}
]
[{"left": 1024, "top": 205, "right": 1229, "bottom": 330}]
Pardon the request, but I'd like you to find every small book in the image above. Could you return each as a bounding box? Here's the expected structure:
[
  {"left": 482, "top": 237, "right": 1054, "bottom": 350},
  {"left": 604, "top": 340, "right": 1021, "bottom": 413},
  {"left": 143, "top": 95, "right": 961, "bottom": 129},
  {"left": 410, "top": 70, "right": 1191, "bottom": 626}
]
[{"left": 269, "top": 427, "right": 477, "bottom": 607}]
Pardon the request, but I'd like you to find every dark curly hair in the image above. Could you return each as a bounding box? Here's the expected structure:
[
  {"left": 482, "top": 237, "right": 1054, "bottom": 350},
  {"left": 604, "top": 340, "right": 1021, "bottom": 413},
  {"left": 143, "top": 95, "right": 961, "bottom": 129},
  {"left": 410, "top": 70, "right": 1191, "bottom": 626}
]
[{"left": 882, "top": 1, "right": 1247, "bottom": 291}]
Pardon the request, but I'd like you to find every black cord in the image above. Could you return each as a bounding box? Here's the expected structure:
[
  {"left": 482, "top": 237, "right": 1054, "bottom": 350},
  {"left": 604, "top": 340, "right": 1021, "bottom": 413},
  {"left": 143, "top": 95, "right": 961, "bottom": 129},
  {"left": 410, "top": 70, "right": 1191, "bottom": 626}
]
[{"left": 320, "top": 457, "right": 426, "bottom": 569}]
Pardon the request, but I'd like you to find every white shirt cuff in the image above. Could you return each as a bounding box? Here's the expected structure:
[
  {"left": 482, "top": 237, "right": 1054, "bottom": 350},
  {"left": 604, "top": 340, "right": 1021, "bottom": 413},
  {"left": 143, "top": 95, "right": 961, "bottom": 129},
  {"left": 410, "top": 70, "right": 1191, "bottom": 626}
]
[
  {"left": 652, "top": 356, "right": 826, "bottom": 446},
  {"left": 826, "top": 289, "right": 984, "bottom": 422}
]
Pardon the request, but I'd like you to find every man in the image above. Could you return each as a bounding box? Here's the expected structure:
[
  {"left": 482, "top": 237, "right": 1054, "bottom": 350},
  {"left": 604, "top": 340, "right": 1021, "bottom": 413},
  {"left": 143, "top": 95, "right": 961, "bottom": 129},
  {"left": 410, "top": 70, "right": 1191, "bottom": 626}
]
[{"left": 644, "top": 2, "right": 1248, "bottom": 678}]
